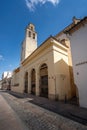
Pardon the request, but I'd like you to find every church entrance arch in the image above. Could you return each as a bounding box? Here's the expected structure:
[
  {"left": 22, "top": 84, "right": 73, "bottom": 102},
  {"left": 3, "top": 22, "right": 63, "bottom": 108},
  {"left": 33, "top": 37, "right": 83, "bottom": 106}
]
[
  {"left": 40, "top": 63, "right": 48, "bottom": 98},
  {"left": 31, "top": 69, "right": 36, "bottom": 95},
  {"left": 24, "top": 72, "right": 28, "bottom": 93}
]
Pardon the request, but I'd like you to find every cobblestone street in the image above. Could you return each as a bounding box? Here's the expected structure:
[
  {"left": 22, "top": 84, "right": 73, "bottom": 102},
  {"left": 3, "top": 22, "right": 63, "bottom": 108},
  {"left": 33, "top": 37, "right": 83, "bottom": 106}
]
[{"left": 0, "top": 91, "right": 87, "bottom": 130}]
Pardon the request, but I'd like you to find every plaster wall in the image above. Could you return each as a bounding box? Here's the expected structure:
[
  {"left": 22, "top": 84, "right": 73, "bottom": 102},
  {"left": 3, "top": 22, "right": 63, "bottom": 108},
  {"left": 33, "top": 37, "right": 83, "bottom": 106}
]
[
  {"left": 69, "top": 24, "right": 87, "bottom": 108},
  {"left": 11, "top": 71, "right": 22, "bottom": 93},
  {"left": 53, "top": 45, "right": 71, "bottom": 100},
  {"left": 21, "top": 45, "right": 55, "bottom": 99},
  {"left": 12, "top": 39, "right": 71, "bottom": 101}
]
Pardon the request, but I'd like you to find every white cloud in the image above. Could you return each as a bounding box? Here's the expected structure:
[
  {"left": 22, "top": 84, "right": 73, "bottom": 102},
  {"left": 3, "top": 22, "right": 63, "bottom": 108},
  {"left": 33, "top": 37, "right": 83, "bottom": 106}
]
[
  {"left": 0, "top": 55, "right": 4, "bottom": 61},
  {"left": 25, "top": 0, "right": 60, "bottom": 11}
]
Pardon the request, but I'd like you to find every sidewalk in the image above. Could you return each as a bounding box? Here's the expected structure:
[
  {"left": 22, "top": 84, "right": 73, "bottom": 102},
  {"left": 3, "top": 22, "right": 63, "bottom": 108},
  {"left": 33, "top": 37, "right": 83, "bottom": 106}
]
[
  {"left": 8, "top": 90, "right": 87, "bottom": 125},
  {"left": 0, "top": 94, "right": 28, "bottom": 130}
]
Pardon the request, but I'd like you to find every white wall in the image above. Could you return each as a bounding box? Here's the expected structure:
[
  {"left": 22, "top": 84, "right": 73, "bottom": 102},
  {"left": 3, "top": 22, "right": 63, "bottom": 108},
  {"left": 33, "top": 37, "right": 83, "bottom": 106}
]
[
  {"left": 69, "top": 23, "right": 87, "bottom": 108},
  {"left": 2, "top": 71, "right": 12, "bottom": 79}
]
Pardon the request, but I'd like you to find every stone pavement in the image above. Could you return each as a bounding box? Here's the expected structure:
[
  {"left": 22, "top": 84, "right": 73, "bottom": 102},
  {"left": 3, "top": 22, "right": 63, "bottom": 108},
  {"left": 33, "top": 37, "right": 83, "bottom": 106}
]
[
  {"left": 8, "top": 90, "right": 87, "bottom": 125},
  {"left": 0, "top": 94, "right": 28, "bottom": 130},
  {"left": 1, "top": 90, "right": 87, "bottom": 130}
]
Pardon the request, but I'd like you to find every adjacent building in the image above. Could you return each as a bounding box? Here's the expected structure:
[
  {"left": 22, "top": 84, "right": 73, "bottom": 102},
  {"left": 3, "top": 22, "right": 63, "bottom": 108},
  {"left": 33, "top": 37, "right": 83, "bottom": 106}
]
[
  {"left": 65, "top": 17, "right": 87, "bottom": 108},
  {"left": 2, "top": 71, "right": 12, "bottom": 90},
  {"left": 0, "top": 80, "right": 2, "bottom": 89}
]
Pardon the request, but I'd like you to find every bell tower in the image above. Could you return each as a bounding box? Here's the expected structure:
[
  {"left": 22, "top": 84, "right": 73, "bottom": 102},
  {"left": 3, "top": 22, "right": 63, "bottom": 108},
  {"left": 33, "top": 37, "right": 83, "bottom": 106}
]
[{"left": 21, "top": 23, "right": 37, "bottom": 62}]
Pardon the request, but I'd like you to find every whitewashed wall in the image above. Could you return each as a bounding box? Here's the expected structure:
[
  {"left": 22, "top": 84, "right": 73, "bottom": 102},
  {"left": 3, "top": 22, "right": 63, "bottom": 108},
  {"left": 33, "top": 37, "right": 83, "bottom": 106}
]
[{"left": 69, "top": 23, "right": 87, "bottom": 108}]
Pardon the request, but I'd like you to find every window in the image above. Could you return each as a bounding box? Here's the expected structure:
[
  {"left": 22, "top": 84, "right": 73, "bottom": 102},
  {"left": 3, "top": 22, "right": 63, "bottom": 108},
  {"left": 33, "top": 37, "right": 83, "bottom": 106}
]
[
  {"left": 29, "top": 31, "right": 31, "bottom": 37},
  {"left": 33, "top": 33, "right": 35, "bottom": 39},
  {"left": 31, "top": 26, "right": 33, "bottom": 31}
]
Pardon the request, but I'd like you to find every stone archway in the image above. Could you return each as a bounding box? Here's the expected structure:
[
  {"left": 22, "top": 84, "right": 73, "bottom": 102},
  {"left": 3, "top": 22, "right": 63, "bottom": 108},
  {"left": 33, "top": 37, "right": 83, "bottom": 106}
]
[
  {"left": 40, "top": 63, "right": 48, "bottom": 98},
  {"left": 31, "top": 69, "right": 36, "bottom": 95},
  {"left": 24, "top": 72, "right": 28, "bottom": 93}
]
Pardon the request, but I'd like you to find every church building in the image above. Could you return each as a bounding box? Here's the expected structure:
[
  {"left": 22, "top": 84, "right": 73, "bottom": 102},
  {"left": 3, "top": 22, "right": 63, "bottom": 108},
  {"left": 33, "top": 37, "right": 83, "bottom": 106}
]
[{"left": 11, "top": 22, "right": 76, "bottom": 101}]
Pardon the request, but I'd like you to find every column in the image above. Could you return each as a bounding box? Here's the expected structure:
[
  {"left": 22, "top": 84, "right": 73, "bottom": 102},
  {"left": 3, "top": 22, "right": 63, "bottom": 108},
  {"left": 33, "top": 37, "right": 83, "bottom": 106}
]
[
  {"left": 28, "top": 71, "right": 31, "bottom": 94},
  {"left": 36, "top": 68, "right": 40, "bottom": 96},
  {"left": 19, "top": 71, "right": 25, "bottom": 93}
]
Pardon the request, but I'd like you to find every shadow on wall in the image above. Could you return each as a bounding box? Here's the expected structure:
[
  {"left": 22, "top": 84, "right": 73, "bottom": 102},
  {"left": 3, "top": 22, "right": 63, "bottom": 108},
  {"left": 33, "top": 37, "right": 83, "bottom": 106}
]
[
  {"left": 69, "top": 65, "right": 77, "bottom": 98},
  {"left": 74, "top": 83, "right": 79, "bottom": 105}
]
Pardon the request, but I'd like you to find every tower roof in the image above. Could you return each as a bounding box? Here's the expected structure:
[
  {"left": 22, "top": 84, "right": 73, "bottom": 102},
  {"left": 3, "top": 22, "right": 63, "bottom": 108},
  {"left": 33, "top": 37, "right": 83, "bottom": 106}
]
[{"left": 26, "top": 23, "right": 35, "bottom": 31}]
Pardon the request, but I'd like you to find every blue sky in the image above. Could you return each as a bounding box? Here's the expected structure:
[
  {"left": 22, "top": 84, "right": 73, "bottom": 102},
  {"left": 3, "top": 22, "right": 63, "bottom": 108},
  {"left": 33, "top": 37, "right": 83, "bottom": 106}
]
[{"left": 0, "top": 0, "right": 87, "bottom": 79}]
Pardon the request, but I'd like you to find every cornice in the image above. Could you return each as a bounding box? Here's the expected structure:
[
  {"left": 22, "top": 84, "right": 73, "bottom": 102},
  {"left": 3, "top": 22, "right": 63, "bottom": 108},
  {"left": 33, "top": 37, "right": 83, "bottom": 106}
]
[
  {"left": 65, "top": 17, "right": 87, "bottom": 35},
  {"left": 22, "top": 36, "right": 68, "bottom": 67},
  {"left": 14, "top": 67, "right": 20, "bottom": 73}
]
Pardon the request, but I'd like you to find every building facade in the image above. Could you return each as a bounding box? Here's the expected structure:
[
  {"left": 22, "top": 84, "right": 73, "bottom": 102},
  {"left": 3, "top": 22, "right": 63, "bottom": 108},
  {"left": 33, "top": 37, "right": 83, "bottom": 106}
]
[
  {"left": 65, "top": 17, "right": 87, "bottom": 108},
  {"left": 2, "top": 71, "right": 12, "bottom": 90},
  {"left": 11, "top": 23, "right": 74, "bottom": 101},
  {"left": 0, "top": 80, "right": 2, "bottom": 89}
]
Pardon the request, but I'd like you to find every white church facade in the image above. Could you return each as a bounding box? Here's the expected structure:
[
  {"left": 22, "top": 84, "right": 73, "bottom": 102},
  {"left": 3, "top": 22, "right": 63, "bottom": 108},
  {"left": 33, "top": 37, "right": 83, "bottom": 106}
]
[{"left": 11, "top": 22, "right": 77, "bottom": 101}]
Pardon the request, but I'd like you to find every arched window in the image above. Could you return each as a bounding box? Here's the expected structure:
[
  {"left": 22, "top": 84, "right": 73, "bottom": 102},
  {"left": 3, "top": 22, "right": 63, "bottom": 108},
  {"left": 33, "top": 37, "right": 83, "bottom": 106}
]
[
  {"left": 29, "top": 31, "right": 31, "bottom": 37},
  {"left": 31, "top": 26, "right": 33, "bottom": 31},
  {"left": 33, "top": 33, "right": 35, "bottom": 39}
]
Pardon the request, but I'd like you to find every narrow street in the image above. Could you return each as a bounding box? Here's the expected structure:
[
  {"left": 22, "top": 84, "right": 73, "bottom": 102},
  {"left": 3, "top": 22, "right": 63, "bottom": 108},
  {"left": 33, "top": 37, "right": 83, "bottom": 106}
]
[
  {"left": 0, "top": 91, "right": 87, "bottom": 130},
  {"left": 0, "top": 91, "right": 28, "bottom": 130}
]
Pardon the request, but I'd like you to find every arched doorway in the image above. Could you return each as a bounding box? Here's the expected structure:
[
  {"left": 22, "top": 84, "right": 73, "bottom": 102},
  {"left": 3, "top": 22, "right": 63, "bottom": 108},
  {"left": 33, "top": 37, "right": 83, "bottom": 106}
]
[
  {"left": 24, "top": 72, "right": 28, "bottom": 93},
  {"left": 31, "top": 69, "right": 36, "bottom": 95},
  {"left": 40, "top": 63, "right": 48, "bottom": 98}
]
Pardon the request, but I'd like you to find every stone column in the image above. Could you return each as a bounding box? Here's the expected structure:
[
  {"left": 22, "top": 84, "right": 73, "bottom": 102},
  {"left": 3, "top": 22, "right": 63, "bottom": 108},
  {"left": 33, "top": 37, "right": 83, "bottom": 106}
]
[
  {"left": 28, "top": 71, "right": 31, "bottom": 94},
  {"left": 36, "top": 68, "right": 40, "bottom": 96},
  {"left": 19, "top": 70, "right": 25, "bottom": 93}
]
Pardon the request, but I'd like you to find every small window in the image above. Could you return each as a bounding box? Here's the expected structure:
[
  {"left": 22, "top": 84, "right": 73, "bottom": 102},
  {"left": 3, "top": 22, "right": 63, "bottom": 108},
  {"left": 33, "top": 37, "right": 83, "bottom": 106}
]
[
  {"left": 31, "top": 26, "right": 33, "bottom": 31},
  {"left": 29, "top": 31, "right": 31, "bottom": 37},
  {"left": 33, "top": 33, "right": 35, "bottom": 39}
]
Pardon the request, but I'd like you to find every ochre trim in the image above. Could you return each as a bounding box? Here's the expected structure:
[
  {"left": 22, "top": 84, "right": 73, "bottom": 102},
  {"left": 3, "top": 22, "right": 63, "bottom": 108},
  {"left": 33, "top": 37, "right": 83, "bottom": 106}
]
[{"left": 14, "top": 67, "right": 20, "bottom": 73}]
